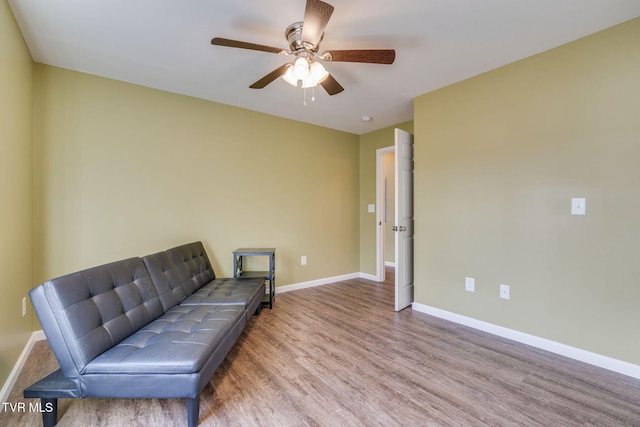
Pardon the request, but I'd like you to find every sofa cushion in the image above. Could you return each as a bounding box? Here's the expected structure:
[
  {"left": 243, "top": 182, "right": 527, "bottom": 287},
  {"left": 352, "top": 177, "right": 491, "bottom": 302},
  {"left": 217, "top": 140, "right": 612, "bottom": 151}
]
[
  {"left": 142, "top": 251, "right": 188, "bottom": 311},
  {"left": 84, "top": 304, "right": 244, "bottom": 374},
  {"left": 166, "top": 241, "right": 216, "bottom": 295},
  {"left": 31, "top": 257, "right": 164, "bottom": 377},
  {"left": 182, "top": 278, "right": 265, "bottom": 306}
]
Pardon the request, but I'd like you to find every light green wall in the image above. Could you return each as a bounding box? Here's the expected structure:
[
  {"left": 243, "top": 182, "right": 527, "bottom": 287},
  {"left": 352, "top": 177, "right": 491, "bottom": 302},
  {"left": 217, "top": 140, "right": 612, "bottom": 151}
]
[
  {"left": 358, "top": 122, "right": 413, "bottom": 275},
  {"left": 414, "top": 18, "right": 640, "bottom": 365},
  {"left": 0, "top": 1, "right": 34, "bottom": 386},
  {"left": 33, "top": 65, "right": 360, "bottom": 287}
]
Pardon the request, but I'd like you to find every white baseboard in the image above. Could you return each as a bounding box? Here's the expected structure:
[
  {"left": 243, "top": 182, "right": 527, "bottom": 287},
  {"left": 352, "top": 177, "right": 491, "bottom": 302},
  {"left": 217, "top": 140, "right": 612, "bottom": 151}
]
[
  {"left": 358, "top": 272, "right": 379, "bottom": 281},
  {"left": 412, "top": 302, "right": 640, "bottom": 380},
  {"left": 1, "top": 330, "right": 46, "bottom": 408},
  {"left": 276, "top": 273, "right": 361, "bottom": 294},
  {"left": 276, "top": 271, "right": 386, "bottom": 293},
  {"left": 384, "top": 261, "right": 396, "bottom": 268}
]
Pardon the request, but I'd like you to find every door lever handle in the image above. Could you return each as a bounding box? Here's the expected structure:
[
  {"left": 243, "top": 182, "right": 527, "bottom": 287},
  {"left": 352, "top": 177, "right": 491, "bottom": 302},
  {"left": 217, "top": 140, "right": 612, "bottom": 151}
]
[{"left": 392, "top": 226, "right": 398, "bottom": 232}]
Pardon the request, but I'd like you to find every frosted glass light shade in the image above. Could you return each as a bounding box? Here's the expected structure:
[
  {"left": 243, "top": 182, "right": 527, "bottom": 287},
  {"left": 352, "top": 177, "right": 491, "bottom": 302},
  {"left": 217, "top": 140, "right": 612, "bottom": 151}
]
[
  {"left": 282, "top": 65, "right": 298, "bottom": 86},
  {"left": 310, "top": 61, "right": 329, "bottom": 83},
  {"left": 301, "top": 74, "right": 317, "bottom": 88},
  {"left": 293, "top": 57, "right": 310, "bottom": 80}
]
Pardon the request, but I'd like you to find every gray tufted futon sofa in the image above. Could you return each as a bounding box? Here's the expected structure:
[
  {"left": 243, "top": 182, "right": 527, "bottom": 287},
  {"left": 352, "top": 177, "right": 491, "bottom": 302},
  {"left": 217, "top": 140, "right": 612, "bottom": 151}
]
[{"left": 25, "top": 241, "right": 265, "bottom": 427}]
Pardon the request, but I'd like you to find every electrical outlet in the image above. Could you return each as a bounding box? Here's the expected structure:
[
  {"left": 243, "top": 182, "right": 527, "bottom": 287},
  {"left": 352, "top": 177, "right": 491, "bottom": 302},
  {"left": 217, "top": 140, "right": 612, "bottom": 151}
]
[
  {"left": 571, "top": 197, "right": 586, "bottom": 215},
  {"left": 465, "top": 277, "right": 475, "bottom": 292},
  {"left": 500, "top": 284, "right": 510, "bottom": 300},
  {"left": 301, "top": 255, "right": 307, "bottom": 266},
  {"left": 22, "top": 297, "right": 27, "bottom": 317}
]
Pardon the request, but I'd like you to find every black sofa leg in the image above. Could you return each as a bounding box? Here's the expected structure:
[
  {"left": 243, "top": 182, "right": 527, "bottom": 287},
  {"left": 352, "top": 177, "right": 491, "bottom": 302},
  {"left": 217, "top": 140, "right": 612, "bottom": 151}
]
[
  {"left": 187, "top": 396, "right": 199, "bottom": 427},
  {"left": 41, "top": 398, "right": 58, "bottom": 427}
]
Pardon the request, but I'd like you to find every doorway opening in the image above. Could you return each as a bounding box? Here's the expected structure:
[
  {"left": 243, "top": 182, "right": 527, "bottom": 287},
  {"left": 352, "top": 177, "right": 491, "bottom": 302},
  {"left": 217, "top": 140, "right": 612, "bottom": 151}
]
[{"left": 376, "top": 146, "right": 395, "bottom": 282}]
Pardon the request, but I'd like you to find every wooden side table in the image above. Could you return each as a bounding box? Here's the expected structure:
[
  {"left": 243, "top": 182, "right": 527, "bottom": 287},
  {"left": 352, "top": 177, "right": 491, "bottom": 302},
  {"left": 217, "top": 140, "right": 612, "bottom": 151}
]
[{"left": 233, "top": 248, "right": 275, "bottom": 308}]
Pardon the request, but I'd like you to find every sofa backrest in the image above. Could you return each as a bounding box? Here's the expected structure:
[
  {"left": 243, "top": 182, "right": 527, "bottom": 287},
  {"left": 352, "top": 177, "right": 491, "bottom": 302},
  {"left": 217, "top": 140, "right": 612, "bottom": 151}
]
[
  {"left": 166, "top": 241, "right": 216, "bottom": 295},
  {"left": 142, "top": 251, "right": 187, "bottom": 311},
  {"left": 29, "top": 257, "right": 164, "bottom": 378}
]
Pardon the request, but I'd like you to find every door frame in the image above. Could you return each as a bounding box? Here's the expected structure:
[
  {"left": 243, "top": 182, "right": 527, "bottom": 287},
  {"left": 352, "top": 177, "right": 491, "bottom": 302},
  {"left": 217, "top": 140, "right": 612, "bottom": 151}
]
[{"left": 375, "top": 145, "right": 395, "bottom": 282}]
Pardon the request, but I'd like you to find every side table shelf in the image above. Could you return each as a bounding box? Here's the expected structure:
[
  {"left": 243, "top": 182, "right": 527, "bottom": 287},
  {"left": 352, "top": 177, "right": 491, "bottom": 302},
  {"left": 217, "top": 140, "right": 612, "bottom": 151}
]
[{"left": 233, "top": 248, "right": 275, "bottom": 309}]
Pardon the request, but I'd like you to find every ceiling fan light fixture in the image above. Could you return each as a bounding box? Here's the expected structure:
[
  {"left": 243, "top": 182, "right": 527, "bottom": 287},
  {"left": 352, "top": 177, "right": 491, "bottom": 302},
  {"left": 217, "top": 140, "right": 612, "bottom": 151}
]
[{"left": 284, "top": 58, "right": 327, "bottom": 90}]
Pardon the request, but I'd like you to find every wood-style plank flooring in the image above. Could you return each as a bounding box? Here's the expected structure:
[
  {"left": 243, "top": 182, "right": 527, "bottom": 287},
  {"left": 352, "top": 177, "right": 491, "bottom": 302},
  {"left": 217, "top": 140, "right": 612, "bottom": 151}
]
[{"left": 3, "top": 268, "right": 640, "bottom": 426}]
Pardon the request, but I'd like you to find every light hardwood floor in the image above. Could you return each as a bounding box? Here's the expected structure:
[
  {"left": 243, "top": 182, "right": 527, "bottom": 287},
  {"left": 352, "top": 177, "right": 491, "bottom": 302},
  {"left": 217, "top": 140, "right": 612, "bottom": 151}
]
[{"left": 3, "top": 268, "right": 640, "bottom": 426}]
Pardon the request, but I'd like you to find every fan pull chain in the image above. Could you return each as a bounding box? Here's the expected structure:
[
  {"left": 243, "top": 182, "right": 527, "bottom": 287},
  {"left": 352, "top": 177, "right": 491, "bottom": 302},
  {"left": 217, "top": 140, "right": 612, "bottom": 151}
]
[{"left": 302, "top": 87, "right": 317, "bottom": 106}]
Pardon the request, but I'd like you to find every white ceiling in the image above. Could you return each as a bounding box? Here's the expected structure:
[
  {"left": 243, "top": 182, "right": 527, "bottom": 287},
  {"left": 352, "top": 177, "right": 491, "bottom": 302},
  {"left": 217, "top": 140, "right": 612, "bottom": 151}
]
[{"left": 9, "top": 0, "right": 640, "bottom": 134}]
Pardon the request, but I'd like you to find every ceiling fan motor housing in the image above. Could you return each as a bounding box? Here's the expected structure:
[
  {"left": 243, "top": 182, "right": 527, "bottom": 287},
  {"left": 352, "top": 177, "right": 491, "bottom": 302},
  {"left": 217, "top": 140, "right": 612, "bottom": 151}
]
[{"left": 286, "top": 22, "right": 322, "bottom": 53}]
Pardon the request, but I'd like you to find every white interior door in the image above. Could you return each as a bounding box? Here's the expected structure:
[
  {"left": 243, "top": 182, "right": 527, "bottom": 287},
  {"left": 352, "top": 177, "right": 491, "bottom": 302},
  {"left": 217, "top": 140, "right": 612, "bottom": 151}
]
[{"left": 394, "top": 128, "right": 414, "bottom": 311}]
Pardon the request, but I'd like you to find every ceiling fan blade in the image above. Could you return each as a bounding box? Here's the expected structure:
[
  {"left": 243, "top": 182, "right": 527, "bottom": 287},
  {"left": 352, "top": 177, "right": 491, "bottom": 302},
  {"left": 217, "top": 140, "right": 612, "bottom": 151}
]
[
  {"left": 324, "top": 49, "right": 396, "bottom": 64},
  {"left": 301, "top": 0, "right": 334, "bottom": 48},
  {"left": 211, "top": 37, "right": 284, "bottom": 54},
  {"left": 319, "top": 74, "right": 344, "bottom": 96},
  {"left": 249, "top": 64, "right": 290, "bottom": 89}
]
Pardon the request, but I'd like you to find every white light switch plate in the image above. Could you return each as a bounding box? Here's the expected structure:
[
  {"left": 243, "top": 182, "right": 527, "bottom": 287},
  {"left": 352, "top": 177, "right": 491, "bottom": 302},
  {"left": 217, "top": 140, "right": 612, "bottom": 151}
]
[
  {"left": 571, "top": 198, "right": 586, "bottom": 215},
  {"left": 368, "top": 204, "right": 375, "bottom": 213}
]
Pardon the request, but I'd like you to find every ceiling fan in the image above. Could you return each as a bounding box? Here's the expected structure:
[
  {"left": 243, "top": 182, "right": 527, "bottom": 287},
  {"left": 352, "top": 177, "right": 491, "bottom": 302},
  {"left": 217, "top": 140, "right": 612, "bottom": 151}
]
[{"left": 211, "top": 0, "right": 395, "bottom": 97}]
